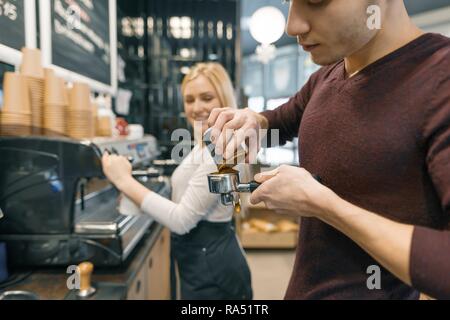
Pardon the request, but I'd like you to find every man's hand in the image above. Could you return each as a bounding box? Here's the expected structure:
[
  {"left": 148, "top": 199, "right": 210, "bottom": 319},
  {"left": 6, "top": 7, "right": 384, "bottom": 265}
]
[
  {"left": 250, "top": 165, "right": 336, "bottom": 218},
  {"left": 207, "top": 108, "right": 269, "bottom": 163}
]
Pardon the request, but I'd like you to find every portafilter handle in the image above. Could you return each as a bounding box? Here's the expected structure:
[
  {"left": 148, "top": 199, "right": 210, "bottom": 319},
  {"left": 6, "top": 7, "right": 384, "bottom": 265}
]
[
  {"left": 237, "top": 181, "right": 261, "bottom": 193},
  {"left": 235, "top": 175, "right": 321, "bottom": 193}
]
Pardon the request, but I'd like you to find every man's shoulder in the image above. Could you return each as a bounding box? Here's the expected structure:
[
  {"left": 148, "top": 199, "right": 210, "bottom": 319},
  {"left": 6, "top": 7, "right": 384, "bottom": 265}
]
[
  {"left": 417, "top": 33, "right": 450, "bottom": 70},
  {"left": 427, "top": 32, "right": 450, "bottom": 49},
  {"left": 411, "top": 33, "right": 450, "bottom": 95},
  {"left": 436, "top": 34, "right": 450, "bottom": 66}
]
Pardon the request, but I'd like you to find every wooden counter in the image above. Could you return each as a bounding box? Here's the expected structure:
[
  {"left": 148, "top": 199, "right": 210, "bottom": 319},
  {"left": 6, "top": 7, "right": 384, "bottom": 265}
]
[{"left": 1, "top": 223, "right": 171, "bottom": 300}]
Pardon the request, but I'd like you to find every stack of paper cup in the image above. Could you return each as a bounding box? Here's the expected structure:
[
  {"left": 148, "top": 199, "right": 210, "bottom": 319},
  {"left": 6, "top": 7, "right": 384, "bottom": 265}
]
[
  {"left": 0, "top": 72, "right": 32, "bottom": 136},
  {"left": 67, "top": 82, "right": 94, "bottom": 139},
  {"left": 96, "top": 105, "right": 114, "bottom": 138},
  {"left": 92, "top": 102, "right": 99, "bottom": 136},
  {"left": 20, "top": 48, "right": 45, "bottom": 129},
  {"left": 43, "top": 70, "right": 67, "bottom": 135}
]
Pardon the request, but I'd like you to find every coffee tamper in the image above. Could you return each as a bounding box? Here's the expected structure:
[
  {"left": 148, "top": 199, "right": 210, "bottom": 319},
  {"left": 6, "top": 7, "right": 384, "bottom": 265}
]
[{"left": 76, "top": 262, "right": 96, "bottom": 298}]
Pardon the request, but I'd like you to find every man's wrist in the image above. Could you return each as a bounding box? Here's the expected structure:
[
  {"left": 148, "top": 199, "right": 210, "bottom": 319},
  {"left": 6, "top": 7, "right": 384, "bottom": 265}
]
[
  {"left": 258, "top": 113, "right": 269, "bottom": 130},
  {"left": 316, "top": 189, "right": 344, "bottom": 222},
  {"left": 318, "top": 190, "right": 363, "bottom": 231}
]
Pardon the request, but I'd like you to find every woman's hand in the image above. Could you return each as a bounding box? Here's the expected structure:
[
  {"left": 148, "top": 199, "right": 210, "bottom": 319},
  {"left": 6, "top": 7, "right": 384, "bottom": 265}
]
[
  {"left": 250, "top": 165, "right": 337, "bottom": 218},
  {"left": 102, "top": 153, "right": 133, "bottom": 189}
]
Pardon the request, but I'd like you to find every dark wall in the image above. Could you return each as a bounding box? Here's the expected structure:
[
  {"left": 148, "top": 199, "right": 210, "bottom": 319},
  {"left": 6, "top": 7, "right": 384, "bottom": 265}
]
[{"left": 117, "top": 0, "right": 240, "bottom": 153}]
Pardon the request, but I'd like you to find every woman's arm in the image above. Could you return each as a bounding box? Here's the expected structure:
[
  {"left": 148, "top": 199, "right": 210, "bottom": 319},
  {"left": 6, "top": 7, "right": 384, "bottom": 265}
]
[{"left": 102, "top": 153, "right": 223, "bottom": 235}]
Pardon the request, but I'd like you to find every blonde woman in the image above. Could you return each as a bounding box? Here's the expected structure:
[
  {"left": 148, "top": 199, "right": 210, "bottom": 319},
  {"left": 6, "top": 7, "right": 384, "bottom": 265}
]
[{"left": 102, "top": 63, "right": 252, "bottom": 300}]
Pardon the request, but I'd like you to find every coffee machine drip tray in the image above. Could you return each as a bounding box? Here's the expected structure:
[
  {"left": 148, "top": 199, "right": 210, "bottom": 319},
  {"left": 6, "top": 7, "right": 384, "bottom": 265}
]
[
  {"left": 75, "top": 209, "right": 134, "bottom": 235},
  {"left": 76, "top": 214, "right": 152, "bottom": 262},
  {"left": 72, "top": 182, "right": 154, "bottom": 264}
]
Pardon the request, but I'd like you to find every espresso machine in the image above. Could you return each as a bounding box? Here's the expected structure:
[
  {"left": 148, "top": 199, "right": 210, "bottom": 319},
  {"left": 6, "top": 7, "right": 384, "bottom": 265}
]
[{"left": 0, "top": 135, "right": 170, "bottom": 267}]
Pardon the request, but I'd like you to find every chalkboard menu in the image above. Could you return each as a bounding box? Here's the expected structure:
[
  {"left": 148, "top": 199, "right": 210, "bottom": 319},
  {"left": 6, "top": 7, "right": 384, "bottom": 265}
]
[
  {"left": 0, "top": 0, "right": 25, "bottom": 51},
  {"left": 49, "top": 0, "right": 113, "bottom": 87}
]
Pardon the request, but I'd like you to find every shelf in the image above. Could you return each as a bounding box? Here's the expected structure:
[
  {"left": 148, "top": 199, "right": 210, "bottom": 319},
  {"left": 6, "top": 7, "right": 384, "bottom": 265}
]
[
  {"left": 170, "top": 56, "right": 202, "bottom": 63},
  {"left": 120, "top": 82, "right": 150, "bottom": 89},
  {"left": 240, "top": 230, "right": 298, "bottom": 249},
  {"left": 237, "top": 194, "right": 299, "bottom": 250}
]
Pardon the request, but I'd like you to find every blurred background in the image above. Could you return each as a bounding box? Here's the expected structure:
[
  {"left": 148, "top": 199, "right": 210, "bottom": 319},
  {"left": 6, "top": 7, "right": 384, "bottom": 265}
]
[
  {"left": 0, "top": 0, "right": 449, "bottom": 166},
  {"left": 104, "top": 0, "right": 450, "bottom": 165},
  {"left": 0, "top": 0, "right": 449, "bottom": 300}
]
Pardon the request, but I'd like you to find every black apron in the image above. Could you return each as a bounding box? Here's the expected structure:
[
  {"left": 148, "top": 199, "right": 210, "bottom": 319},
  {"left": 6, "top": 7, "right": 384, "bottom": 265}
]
[{"left": 171, "top": 221, "right": 253, "bottom": 300}]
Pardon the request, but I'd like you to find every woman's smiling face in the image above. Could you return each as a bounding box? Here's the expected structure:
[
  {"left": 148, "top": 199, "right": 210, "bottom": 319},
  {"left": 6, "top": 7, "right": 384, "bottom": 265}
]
[{"left": 183, "top": 74, "right": 222, "bottom": 133}]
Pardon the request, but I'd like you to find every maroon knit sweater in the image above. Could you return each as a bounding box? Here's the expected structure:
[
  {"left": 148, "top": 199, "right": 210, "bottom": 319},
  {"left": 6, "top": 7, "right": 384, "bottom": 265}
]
[{"left": 261, "top": 33, "right": 450, "bottom": 300}]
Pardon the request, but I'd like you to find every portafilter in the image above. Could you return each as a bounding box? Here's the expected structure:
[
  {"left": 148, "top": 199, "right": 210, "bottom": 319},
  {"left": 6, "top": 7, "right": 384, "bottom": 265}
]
[{"left": 203, "top": 128, "right": 261, "bottom": 207}]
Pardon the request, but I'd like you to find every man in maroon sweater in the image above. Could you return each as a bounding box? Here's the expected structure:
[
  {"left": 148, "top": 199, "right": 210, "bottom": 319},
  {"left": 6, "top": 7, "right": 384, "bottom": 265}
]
[{"left": 208, "top": 0, "right": 450, "bottom": 299}]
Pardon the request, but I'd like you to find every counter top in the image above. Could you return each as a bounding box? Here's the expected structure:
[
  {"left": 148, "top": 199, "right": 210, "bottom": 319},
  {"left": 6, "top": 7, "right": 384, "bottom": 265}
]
[{"left": 0, "top": 223, "right": 165, "bottom": 300}]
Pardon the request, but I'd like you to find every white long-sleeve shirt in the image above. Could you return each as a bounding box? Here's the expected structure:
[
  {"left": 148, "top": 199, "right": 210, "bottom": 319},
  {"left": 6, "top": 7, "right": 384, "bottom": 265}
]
[{"left": 140, "top": 144, "right": 236, "bottom": 235}]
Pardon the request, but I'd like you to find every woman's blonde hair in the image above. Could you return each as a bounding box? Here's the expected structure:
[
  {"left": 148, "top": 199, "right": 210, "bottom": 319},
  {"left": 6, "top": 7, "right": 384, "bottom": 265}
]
[{"left": 181, "top": 62, "right": 237, "bottom": 109}]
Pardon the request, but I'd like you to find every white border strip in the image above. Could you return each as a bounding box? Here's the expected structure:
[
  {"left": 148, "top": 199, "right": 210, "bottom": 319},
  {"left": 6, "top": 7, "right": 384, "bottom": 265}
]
[
  {"left": 0, "top": 0, "right": 37, "bottom": 66},
  {"left": 0, "top": 44, "right": 21, "bottom": 66},
  {"left": 39, "top": 0, "right": 118, "bottom": 95},
  {"left": 109, "top": 0, "right": 117, "bottom": 94},
  {"left": 39, "top": 0, "right": 52, "bottom": 67},
  {"left": 25, "top": 0, "right": 37, "bottom": 48}
]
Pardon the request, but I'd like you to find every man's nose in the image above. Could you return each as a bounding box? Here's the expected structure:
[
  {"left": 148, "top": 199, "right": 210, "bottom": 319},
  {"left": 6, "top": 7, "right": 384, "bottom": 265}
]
[{"left": 286, "top": 3, "right": 311, "bottom": 37}]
